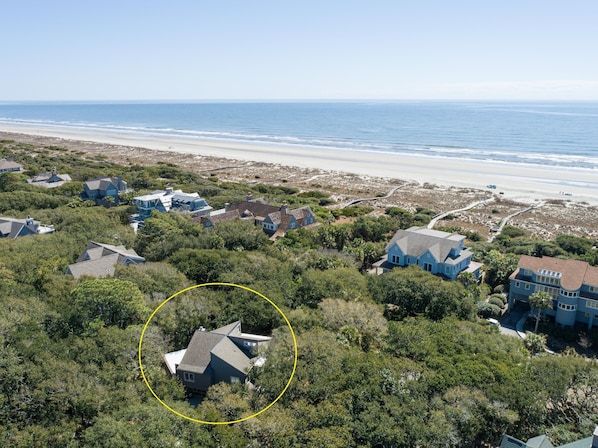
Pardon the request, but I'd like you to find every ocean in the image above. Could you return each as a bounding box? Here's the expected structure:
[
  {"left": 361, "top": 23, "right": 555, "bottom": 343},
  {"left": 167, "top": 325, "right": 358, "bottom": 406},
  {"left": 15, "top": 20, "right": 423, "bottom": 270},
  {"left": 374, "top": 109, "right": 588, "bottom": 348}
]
[{"left": 0, "top": 101, "right": 597, "bottom": 169}]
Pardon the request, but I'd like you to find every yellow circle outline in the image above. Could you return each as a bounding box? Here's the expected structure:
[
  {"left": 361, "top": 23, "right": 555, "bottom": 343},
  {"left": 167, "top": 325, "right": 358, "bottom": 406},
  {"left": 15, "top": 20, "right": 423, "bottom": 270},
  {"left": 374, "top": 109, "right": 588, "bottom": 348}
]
[{"left": 137, "top": 282, "right": 298, "bottom": 425}]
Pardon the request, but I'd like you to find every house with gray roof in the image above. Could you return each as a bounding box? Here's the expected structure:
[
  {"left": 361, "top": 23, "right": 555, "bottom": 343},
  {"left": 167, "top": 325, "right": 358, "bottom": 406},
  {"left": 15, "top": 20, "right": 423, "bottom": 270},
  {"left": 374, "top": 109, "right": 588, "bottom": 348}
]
[
  {"left": 0, "top": 158, "right": 23, "bottom": 173},
  {"left": 66, "top": 241, "right": 145, "bottom": 279},
  {"left": 0, "top": 216, "right": 55, "bottom": 239},
  {"left": 163, "top": 321, "right": 271, "bottom": 394},
  {"left": 133, "top": 187, "right": 212, "bottom": 221},
  {"left": 500, "top": 425, "right": 598, "bottom": 448},
  {"left": 81, "top": 176, "right": 128, "bottom": 205},
  {"left": 373, "top": 226, "right": 482, "bottom": 280},
  {"left": 27, "top": 168, "right": 72, "bottom": 188}
]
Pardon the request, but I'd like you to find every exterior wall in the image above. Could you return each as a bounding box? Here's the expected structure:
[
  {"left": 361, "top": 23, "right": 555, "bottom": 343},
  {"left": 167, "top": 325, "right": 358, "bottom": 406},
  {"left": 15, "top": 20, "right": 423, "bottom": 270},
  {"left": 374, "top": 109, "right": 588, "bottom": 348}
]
[
  {"left": 177, "top": 368, "right": 213, "bottom": 392},
  {"left": 418, "top": 251, "right": 438, "bottom": 275},
  {"left": 210, "top": 356, "right": 246, "bottom": 385}
]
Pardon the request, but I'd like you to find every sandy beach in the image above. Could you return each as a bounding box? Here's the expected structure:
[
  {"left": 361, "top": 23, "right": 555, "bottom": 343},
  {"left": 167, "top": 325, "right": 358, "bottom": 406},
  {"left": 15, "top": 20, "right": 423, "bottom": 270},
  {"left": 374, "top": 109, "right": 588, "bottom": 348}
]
[{"left": 1, "top": 122, "right": 597, "bottom": 206}]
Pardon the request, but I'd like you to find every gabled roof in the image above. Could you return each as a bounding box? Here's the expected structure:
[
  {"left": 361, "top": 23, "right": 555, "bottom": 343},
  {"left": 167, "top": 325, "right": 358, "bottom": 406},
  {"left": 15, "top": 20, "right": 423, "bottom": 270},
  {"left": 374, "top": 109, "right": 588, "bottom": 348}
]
[
  {"left": 0, "top": 217, "right": 39, "bottom": 239},
  {"left": 0, "top": 158, "right": 23, "bottom": 171},
  {"left": 229, "top": 201, "right": 279, "bottom": 219},
  {"left": 211, "top": 337, "right": 251, "bottom": 373},
  {"left": 385, "top": 226, "right": 465, "bottom": 263},
  {"left": 514, "top": 255, "right": 598, "bottom": 291},
  {"left": 85, "top": 176, "right": 127, "bottom": 191},
  {"left": 173, "top": 321, "right": 270, "bottom": 378},
  {"left": 67, "top": 241, "right": 144, "bottom": 278},
  {"left": 178, "top": 332, "right": 225, "bottom": 374}
]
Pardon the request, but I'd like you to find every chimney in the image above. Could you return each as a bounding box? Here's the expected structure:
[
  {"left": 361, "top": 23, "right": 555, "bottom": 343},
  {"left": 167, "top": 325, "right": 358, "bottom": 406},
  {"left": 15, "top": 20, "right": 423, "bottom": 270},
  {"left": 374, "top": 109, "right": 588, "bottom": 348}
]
[
  {"left": 52, "top": 167, "right": 57, "bottom": 176},
  {"left": 247, "top": 191, "right": 253, "bottom": 201},
  {"left": 224, "top": 202, "right": 231, "bottom": 212},
  {"left": 25, "top": 215, "right": 34, "bottom": 226},
  {"left": 199, "top": 326, "right": 206, "bottom": 332},
  {"left": 280, "top": 201, "right": 288, "bottom": 213},
  {"left": 165, "top": 187, "right": 174, "bottom": 195},
  {"left": 592, "top": 426, "right": 598, "bottom": 448}
]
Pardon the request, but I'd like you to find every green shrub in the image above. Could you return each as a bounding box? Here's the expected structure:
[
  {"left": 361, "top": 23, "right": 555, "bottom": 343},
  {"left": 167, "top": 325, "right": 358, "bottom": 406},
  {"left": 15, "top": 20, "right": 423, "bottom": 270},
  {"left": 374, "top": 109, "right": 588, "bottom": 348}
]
[
  {"left": 476, "top": 302, "right": 502, "bottom": 319},
  {"left": 488, "top": 297, "right": 505, "bottom": 309}
]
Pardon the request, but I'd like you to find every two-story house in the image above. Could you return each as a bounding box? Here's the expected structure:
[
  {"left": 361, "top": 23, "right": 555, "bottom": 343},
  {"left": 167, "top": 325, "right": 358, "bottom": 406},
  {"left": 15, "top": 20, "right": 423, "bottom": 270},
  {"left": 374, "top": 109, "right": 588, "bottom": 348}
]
[
  {"left": 81, "top": 176, "right": 128, "bottom": 205},
  {"left": 199, "top": 196, "right": 316, "bottom": 238},
  {"left": 163, "top": 321, "right": 271, "bottom": 395},
  {"left": 508, "top": 255, "right": 598, "bottom": 328},
  {"left": 375, "top": 226, "right": 481, "bottom": 280},
  {"left": 133, "top": 187, "right": 212, "bottom": 221}
]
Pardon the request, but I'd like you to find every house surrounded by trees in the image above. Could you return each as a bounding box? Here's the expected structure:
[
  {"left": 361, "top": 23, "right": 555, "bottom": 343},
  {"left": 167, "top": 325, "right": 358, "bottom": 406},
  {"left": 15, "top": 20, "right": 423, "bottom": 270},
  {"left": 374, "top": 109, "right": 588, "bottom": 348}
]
[
  {"left": 66, "top": 241, "right": 145, "bottom": 279},
  {"left": 163, "top": 321, "right": 270, "bottom": 395},
  {"left": 81, "top": 176, "right": 128, "bottom": 205},
  {"left": 374, "top": 226, "right": 482, "bottom": 280},
  {"left": 509, "top": 255, "right": 598, "bottom": 328},
  {"left": 199, "top": 195, "right": 316, "bottom": 239},
  {"left": 133, "top": 187, "right": 212, "bottom": 221}
]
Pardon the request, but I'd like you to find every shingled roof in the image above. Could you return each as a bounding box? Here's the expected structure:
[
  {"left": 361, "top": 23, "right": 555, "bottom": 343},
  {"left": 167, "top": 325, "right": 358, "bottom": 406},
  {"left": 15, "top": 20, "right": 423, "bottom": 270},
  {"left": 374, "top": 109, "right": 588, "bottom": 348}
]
[
  {"left": 385, "top": 226, "right": 465, "bottom": 263},
  {"left": 67, "top": 241, "right": 144, "bottom": 279},
  {"left": 513, "top": 255, "right": 598, "bottom": 291}
]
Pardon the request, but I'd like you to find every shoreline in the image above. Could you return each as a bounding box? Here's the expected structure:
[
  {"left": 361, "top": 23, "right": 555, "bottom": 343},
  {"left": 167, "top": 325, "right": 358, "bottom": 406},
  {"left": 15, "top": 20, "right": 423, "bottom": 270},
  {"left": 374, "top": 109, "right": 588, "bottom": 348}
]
[{"left": 1, "top": 122, "right": 597, "bottom": 206}]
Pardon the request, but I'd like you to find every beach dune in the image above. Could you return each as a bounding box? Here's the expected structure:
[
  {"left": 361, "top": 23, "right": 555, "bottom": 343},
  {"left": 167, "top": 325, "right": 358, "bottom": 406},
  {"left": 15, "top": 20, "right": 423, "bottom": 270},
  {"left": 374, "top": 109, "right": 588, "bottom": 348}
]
[{"left": 1, "top": 122, "right": 596, "bottom": 205}]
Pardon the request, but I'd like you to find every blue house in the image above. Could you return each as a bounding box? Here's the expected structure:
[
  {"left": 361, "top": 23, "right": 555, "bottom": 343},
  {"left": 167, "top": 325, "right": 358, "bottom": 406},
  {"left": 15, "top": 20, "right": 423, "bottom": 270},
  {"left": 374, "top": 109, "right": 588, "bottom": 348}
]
[
  {"left": 133, "top": 187, "right": 212, "bottom": 221},
  {"left": 376, "top": 226, "right": 481, "bottom": 280},
  {"left": 82, "top": 176, "right": 128, "bottom": 205},
  {"left": 500, "top": 425, "right": 598, "bottom": 448},
  {"left": 508, "top": 255, "right": 598, "bottom": 328}
]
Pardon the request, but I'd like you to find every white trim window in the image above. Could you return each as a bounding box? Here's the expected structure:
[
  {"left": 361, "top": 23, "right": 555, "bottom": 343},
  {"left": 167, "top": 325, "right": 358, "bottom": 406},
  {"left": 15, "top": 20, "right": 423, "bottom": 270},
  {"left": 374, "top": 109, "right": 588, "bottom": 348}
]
[
  {"left": 586, "top": 300, "right": 598, "bottom": 309},
  {"left": 558, "top": 303, "right": 577, "bottom": 311},
  {"left": 183, "top": 372, "right": 195, "bottom": 382}
]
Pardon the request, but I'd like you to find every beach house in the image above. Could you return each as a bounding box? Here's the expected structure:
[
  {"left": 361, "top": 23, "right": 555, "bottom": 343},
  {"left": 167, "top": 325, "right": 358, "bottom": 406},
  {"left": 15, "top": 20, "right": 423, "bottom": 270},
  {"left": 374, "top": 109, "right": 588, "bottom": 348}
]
[
  {"left": 27, "top": 168, "right": 72, "bottom": 188},
  {"left": 374, "top": 226, "right": 482, "bottom": 280},
  {"left": 163, "top": 321, "right": 271, "bottom": 395},
  {"left": 0, "top": 158, "right": 23, "bottom": 173},
  {"left": 0, "top": 216, "right": 55, "bottom": 239},
  {"left": 200, "top": 195, "right": 316, "bottom": 238},
  {"left": 508, "top": 255, "right": 598, "bottom": 328},
  {"left": 133, "top": 187, "right": 212, "bottom": 221},
  {"left": 81, "top": 176, "right": 128, "bottom": 205},
  {"left": 66, "top": 241, "right": 145, "bottom": 279}
]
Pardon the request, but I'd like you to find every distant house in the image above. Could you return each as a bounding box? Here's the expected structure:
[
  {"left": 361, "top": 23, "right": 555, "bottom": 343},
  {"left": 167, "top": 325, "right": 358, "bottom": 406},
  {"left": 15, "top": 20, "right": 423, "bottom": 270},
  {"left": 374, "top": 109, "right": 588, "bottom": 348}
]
[
  {"left": 508, "top": 255, "right": 598, "bottom": 328},
  {"left": 163, "top": 321, "right": 271, "bottom": 395},
  {"left": 373, "top": 226, "right": 482, "bottom": 280},
  {"left": 0, "top": 216, "right": 55, "bottom": 239},
  {"left": 81, "top": 176, "right": 128, "bottom": 205},
  {"left": 500, "top": 424, "right": 598, "bottom": 448},
  {"left": 133, "top": 187, "right": 212, "bottom": 221},
  {"left": 66, "top": 241, "right": 145, "bottom": 279},
  {"left": 27, "top": 168, "right": 72, "bottom": 188},
  {"left": 0, "top": 158, "right": 23, "bottom": 173},
  {"left": 199, "top": 195, "right": 316, "bottom": 238}
]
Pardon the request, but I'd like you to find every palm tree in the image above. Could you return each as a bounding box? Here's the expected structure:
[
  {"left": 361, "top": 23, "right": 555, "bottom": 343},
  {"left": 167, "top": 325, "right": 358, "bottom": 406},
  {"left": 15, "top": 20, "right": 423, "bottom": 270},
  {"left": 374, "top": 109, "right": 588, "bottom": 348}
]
[{"left": 529, "top": 291, "right": 553, "bottom": 333}]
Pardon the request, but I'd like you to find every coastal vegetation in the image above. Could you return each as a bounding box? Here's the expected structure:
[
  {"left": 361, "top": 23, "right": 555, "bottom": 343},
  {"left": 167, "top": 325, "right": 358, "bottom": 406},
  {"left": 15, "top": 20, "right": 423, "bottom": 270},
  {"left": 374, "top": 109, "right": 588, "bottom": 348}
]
[{"left": 2, "top": 141, "right": 598, "bottom": 447}]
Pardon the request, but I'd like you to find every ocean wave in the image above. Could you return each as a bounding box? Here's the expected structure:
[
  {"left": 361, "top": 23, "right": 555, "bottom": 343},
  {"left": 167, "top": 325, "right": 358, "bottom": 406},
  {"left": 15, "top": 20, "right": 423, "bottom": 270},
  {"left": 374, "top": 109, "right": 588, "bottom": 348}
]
[{"left": 1, "top": 117, "right": 596, "bottom": 170}]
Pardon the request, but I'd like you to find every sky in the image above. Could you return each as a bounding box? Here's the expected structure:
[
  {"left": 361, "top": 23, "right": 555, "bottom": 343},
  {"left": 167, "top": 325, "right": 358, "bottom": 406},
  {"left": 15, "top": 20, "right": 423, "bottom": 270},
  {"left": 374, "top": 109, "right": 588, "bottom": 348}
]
[{"left": 1, "top": 0, "right": 598, "bottom": 101}]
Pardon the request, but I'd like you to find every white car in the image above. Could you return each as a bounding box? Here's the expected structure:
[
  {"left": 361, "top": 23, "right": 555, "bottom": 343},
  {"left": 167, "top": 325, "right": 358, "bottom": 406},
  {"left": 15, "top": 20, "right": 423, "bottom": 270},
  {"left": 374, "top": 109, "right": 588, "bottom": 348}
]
[{"left": 486, "top": 318, "right": 500, "bottom": 327}]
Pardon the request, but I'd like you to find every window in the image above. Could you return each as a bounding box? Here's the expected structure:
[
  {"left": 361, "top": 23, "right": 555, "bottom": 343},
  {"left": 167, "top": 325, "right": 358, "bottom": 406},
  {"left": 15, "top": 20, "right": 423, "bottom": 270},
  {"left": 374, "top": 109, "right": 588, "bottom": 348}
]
[
  {"left": 586, "top": 300, "right": 598, "bottom": 309},
  {"left": 515, "top": 281, "right": 521, "bottom": 288},
  {"left": 525, "top": 284, "right": 530, "bottom": 290},
  {"left": 183, "top": 372, "right": 195, "bottom": 382},
  {"left": 590, "top": 286, "right": 598, "bottom": 293},
  {"left": 230, "top": 376, "right": 240, "bottom": 383},
  {"left": 445, "top": 266, "right": 450, "bottom": 274},
  {"left": 243, "top": 341, "right": 257, "bottom": 347},
  {"left": 558, "top": 303, "right": 577, "bottom": 311}
]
